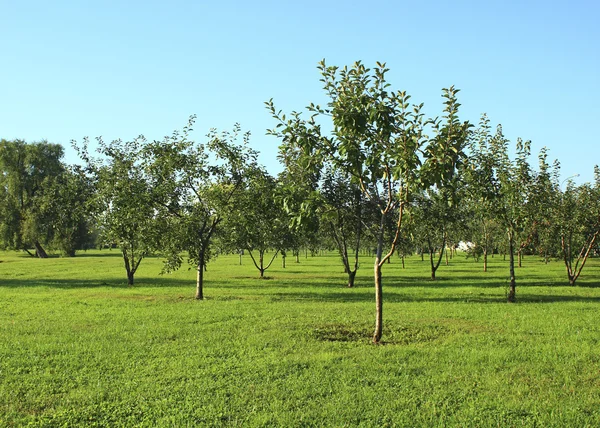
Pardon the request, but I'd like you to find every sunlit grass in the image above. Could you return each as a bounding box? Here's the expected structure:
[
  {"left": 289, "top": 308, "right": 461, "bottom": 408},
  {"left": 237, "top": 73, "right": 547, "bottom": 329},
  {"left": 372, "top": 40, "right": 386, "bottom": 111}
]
[{"left": 1, "top": 249, "right": 600, "bottom": 426}]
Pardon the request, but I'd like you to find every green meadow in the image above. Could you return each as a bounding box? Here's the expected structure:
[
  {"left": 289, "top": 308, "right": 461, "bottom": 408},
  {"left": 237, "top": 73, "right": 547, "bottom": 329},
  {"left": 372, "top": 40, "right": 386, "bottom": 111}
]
[{"left": 1, "top": 250, "right": 600, "bottom": 427}]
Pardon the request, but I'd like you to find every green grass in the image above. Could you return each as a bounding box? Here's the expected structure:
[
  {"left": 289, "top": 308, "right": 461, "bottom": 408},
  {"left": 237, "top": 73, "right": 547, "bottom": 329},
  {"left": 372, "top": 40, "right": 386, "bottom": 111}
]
[{"left": 1, "top": 249, "right": 600, "bottom": 426}]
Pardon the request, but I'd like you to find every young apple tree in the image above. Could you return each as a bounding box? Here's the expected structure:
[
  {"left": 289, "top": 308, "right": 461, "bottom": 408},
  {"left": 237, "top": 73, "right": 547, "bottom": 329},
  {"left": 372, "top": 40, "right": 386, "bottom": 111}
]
[
  {"left": 143, "top": 118, "right": 258, "bottom": 298},
  {"left": 268, "top": 60, "right": 466, "bottom": 343}
]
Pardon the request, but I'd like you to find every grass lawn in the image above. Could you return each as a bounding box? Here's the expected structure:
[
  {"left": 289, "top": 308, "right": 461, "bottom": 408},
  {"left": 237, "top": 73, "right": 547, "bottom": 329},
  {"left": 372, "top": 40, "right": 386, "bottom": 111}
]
[{"left": 1, "top": 249, "right": 600, "bottom": 426}]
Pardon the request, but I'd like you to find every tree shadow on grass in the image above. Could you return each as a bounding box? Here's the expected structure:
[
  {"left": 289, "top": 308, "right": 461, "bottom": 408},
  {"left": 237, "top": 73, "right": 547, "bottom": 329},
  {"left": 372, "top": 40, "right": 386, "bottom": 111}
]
[
  {"left": 268, "top": 289, "right": 600, "bottom": 305},
  {"left": 71, "top": 251, "right": 125, "bottom": 258},
  {"left": 0, "top": 277, "right": 192, "bottom": 289}
]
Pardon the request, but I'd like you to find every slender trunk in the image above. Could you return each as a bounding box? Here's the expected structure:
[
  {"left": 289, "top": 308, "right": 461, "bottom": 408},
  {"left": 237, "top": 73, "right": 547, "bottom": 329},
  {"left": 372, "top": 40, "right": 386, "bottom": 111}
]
[
  {"left": 445, "top": 247, "right": 449, "bottom": 266},
  {"left": 23, "top": 248, "right": 35, "bottom": 257},
  {"left": 260, "top": 252, "right": 264, "bottom": 276},
  {"left": 373, "top": 219, "right": 385, "bottom": 344},
  {"left": 401, "top": 254, "right": 405, "bottom": 269},
  {"left": 34, "top": 241, "right": 48, "bottom": 258},
  {"left": 507, "top": 233, "right": 516, "bottom": 303},
  {"left": 373, "top": 258, "right": 383, "bottom": 344},
  {"left": 248, "top": 248, "right": 278, "bottom": 278},
  {"left": 429, "top": 243, "right": 436, "bottom": 280},
  {"left": 122, "top": 250, "right": 133, "bottom": 285},
  {"left": 282, "top": 254, "right": 286, "bottom": 268},
  {"left": 518, "top": 249, "right": 522, "bottom": 268},
  {"left": 195, "top": 260, "right": 204, "bottom": 300},
  {"left": 483, "top": 247, "right": 488, "bottom": 272},
  {"left": 566, "top": 230, "right": 600, "bottom": 287},
  {"left": 562, "top": 234, "right": 574, "bottom": 285},
  {"left": 371, "top": 198, "right": 405, "bottom": 344},
  {"left": 482, "top": 219, "right": 489, "bottom": 269},
  {"left": 350, "top": 186, "right": 362, "bottom": 285},
  {"left": 347, "top": 270, "right": 356, "bottom": 288},
  {"left": 428, "top": 237, "right": 445, "bottom": 281},
  {"left": 239, "top": 252, "right": 242, "bottom": 265}
]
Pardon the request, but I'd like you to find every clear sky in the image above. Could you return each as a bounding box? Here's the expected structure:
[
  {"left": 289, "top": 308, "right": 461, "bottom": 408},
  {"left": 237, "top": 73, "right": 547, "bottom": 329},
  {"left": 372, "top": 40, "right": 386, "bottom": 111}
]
[{"left": 2, "top": 0, "right": 598, "bottom": 183}]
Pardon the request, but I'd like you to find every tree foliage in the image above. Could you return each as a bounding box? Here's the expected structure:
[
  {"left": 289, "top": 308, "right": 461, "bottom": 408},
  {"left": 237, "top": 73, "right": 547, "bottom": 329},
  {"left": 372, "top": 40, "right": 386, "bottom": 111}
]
[{"left": 0, "top": 139, "right": 91, "bottom": 257}]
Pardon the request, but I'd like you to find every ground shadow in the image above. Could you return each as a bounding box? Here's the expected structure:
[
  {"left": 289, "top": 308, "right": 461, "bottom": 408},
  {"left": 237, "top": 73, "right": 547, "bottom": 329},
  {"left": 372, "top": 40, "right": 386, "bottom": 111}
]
[
  {"left": 70, "top": 251, "right": 124, "bottom": 258},
  {"left": 268, "top": 289, "right": 600, "bottom": 305},
  {"left": 0, "top": 276, "right": 191, "bottom": 289}
]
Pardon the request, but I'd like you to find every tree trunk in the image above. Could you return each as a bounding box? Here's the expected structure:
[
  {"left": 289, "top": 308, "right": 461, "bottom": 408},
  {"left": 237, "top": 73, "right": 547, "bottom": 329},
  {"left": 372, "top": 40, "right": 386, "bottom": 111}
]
[
  {"left": 282, "top": 254, "right": 286, "bottom": 268},
  {"left": 402, "top": 254, "right": 405, "bottom": 269},
  {"left": 373, "top": 259, "right": 383, "bottom": 344},
  {"left": 259, "top": 252, "right": 264, "bottom": 277},
  {"left": 34, "top": 241, "right": 48, "bottom": 258},
  {"left": 23, "top": 248, "right": 35, "bottom": 257},
  {"left": 347, "top": 270, "right": 356, "bottom": 288},
  {"left": 518, "top": 249, "right": 522, "bottom": 268},
  {"left": 428, "top": 238, "right": 445, "bottom": 281},
  {"left": 122, "top": 250, "right": 134, "bottom": 286},
  {"left": 373, "top": 223, "right": 384, "bottom": 344},
  {"left": 429, "top": 247, "right": 436, "bottom": 280},
  {"left": 507, "top": 234, "right": 516, "bottom": 303},
  {"left": 195, "top": 261, "right": 204, "bottom": 299},
  {"left": 483, "top": 248, "right": 488, "bottom": 272}
]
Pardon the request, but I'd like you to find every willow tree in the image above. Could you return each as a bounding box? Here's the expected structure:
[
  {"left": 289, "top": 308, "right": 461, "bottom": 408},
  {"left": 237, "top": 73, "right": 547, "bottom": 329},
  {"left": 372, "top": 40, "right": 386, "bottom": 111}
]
[
  {"left": 0, "top": 139, "right": 65, "bottom": 257},
  {"left": 268, "top": 60, "right": 466, "bottom": 343}
]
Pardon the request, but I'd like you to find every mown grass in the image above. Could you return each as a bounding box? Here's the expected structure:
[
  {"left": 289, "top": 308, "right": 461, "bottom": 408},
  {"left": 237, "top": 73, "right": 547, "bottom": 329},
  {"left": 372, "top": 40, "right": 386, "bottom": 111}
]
[{"left": 1, "top": 249, "right": 600, "bottom": 426}]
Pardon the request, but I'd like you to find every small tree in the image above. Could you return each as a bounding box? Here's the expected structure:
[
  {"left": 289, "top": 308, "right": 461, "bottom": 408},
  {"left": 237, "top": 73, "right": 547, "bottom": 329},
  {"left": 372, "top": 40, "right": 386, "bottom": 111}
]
[
  {"left": 75, "top": 135, "right": 160, "bottom": 285},
  {"left": 411, "top": 189, "right": 452, "bottom": 280},
  {"left": 468, "top": 122, "right": 536, "bottom": 302},
  {"left": 319, "top": 167, "right": 368, "bottom": 287},
  {"left": 528, "top": 148, "right": 560, "bottom": 264},
  {"left": 268, "top": 61, "right": 464, "bottom": 343},
  {"left": 464, "top": 115, "right": 501, "bottom": 272},
  {"left": 276, "top": 136, "right": 321, "bottom": 265},
  {"left": 226, "top": 170, "right": 288, "bottom": 278},
  {"left": 553, "top": 168, "right": 600, "bottom": 286},
  {"left": 144, "top": 119, "right": 257, "bottom": 299}
]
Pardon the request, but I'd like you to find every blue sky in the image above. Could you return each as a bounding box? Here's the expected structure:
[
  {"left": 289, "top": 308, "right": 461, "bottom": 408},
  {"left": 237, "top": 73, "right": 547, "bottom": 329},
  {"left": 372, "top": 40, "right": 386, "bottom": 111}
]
[{"left": 2, "top": 0, "right": 598, "bottom": 183}]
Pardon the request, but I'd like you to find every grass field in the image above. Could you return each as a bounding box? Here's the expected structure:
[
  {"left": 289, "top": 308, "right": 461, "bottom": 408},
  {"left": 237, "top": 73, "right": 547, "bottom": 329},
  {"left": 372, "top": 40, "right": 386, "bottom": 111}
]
[{"left": 1, "top": 249, "right": 600, "bottom": 427}]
